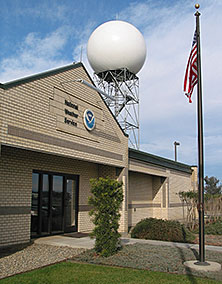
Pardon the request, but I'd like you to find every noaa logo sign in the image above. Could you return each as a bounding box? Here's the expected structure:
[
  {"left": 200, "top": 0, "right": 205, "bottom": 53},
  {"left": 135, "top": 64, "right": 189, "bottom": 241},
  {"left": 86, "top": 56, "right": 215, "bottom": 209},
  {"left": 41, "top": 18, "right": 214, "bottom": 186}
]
[{"left": 83, "top": 109, "right": 95, "bottom": 131}]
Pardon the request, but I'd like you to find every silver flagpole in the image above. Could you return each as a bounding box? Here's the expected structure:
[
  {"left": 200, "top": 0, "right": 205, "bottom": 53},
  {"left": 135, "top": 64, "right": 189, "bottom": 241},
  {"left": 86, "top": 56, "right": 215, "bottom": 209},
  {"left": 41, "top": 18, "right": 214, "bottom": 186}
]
[{"left": 185, "top": 6, "right": 221, "bottom": 270}]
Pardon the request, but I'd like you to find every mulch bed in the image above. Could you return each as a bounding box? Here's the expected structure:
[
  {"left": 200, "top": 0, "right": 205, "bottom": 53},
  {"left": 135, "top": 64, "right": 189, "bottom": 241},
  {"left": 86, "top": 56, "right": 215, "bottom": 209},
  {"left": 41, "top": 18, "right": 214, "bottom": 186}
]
[
  {"left": 71, "top": 242, "right": 222, "bottom": 281},
  {"left": 0, "top": 242, "right": 33, "bottom": 259},
  {"left": 0, "top": 244, "right": 85, "bottom": 279},
  {"left": 0, "top": 233, "right": 89, "bottom": 259}
]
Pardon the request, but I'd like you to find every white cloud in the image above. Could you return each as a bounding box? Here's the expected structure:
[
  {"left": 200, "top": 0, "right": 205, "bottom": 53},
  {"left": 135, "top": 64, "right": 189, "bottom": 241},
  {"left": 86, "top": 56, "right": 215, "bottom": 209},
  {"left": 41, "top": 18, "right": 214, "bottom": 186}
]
[
  {"left": 0, "top": 27, "right": 70, "bottom": 82},
  {"left": 72, "top": 21, "right": 97, "bottom": 75}
]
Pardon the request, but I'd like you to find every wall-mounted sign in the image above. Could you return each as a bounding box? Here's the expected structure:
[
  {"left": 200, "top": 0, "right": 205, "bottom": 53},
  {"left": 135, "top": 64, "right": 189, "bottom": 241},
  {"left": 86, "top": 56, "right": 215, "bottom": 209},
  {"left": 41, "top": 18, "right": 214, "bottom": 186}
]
[
  {"left": 65, "top": 99, "right": 78, "bottom": 110},
  {"left": 64, "top": 117, "right": 77, "bottom": 127},
  {"left": 51, "top": 88, "right": 103, "bottom": 140},
  {"left": 64, "top": 99, "right": 78, "bottom": 128},
  {"left": 83, "top": 109, "right": 95, "bottom": 131}
]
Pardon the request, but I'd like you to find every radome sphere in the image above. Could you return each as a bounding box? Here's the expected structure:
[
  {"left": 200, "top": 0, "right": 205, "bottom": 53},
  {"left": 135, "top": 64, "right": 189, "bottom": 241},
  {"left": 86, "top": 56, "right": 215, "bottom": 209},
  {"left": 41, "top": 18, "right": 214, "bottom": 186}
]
[{"left": 87, "top": 20, "right": 146, "bottom": 75}]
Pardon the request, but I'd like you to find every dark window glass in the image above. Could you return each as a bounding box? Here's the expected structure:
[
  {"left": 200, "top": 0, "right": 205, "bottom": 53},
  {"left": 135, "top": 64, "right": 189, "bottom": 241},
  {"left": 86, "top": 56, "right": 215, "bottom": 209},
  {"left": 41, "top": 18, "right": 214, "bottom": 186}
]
[
  {"left": 41, "top": 174, "right": 49, "bottom": 234},
  {"left": 31, "top": 173, "right": 39, "bottom": 235},
  {"left": 52, "top": 176, "right": 63, "bottom": 232},
  {"left": 65, "top": 179, "right": 77, "bottom": 228}
]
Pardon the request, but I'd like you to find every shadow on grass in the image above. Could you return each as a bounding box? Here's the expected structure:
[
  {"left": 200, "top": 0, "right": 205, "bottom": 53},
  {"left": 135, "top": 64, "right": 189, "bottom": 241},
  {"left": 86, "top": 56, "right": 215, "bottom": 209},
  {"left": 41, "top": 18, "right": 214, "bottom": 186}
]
[{"left": 173, "top": 242, "right": 199, "bottom": 284}]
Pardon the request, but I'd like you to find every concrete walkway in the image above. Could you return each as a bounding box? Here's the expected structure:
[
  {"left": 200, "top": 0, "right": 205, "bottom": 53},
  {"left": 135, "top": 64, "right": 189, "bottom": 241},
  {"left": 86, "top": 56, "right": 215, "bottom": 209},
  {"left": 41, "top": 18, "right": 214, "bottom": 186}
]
[
  {"left": 34, "top": 235, "right": 222, "bottom": 252},
  {"left": 35, "top": 235, "right": 95, "bottom": 249}
]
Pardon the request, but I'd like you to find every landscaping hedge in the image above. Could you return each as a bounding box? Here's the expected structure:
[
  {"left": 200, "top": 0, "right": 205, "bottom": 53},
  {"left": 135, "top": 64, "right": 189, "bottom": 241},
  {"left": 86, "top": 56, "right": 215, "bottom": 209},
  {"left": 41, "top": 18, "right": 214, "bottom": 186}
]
[{"left": 131, "top": 218, "right": 195, "bottom": 243}]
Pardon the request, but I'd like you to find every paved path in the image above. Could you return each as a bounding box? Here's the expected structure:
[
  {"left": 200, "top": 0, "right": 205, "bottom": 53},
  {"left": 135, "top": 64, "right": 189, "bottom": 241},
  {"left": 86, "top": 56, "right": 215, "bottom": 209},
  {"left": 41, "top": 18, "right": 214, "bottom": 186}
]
[
  {"left": 35, "top": 235, "right": 222, "bottom": 252},
  {"left": 35, "top": 235, "right": 95, "bottom": 249}
]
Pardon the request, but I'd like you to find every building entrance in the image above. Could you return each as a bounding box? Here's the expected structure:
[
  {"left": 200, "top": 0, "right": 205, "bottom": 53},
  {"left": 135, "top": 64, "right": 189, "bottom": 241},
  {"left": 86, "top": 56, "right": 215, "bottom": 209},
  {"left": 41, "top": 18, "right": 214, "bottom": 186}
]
[{"left": 31, "top": 171, "right": 79, "bottom": 237}]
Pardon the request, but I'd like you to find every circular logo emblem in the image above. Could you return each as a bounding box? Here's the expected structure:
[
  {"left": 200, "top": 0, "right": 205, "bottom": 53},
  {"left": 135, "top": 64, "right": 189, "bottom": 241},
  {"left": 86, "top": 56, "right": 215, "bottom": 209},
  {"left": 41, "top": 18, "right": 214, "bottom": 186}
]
[{"left": 83, "top": 109, "right": 95, "bottom": 131}]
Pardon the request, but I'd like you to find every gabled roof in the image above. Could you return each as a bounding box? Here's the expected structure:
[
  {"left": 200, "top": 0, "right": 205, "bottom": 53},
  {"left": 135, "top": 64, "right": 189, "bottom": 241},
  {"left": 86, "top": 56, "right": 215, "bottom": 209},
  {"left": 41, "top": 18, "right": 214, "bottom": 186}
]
[
  {"left": 129, "top": 148, "right": 192, "bottom": 174},
  {"left": 0, "top": 63, "right": 82, "bottom": 90},
  {"left": 0, "top": 62, "right": 128, "bottom": 137}
]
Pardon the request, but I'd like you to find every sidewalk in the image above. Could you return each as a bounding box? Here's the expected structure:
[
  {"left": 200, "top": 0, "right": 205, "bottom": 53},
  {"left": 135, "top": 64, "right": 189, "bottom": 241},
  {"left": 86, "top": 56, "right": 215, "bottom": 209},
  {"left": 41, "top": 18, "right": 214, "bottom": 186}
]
[{"left": 34, "top": 235, "right": 222, "bottom": 252}]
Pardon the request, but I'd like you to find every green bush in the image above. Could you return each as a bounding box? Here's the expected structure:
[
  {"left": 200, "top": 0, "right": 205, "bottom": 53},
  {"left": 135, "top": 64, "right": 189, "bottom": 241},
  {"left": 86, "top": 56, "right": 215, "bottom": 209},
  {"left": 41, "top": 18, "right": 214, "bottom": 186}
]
[
  {"left": 131, "top": 218, "right": 195, "bottom": 243},
  {"left": 193, "top": 220, "right": 222, "bottom": 235},
  {"left": 88, "top": 177, "right": 123, "bottom": 257}
]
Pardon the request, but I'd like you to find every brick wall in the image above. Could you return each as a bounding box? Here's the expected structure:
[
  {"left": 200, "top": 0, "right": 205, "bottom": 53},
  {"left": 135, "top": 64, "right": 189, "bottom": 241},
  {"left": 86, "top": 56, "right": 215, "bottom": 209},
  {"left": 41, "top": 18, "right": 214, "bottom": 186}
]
[
  {"left": 128, "top": 162, "right": 192, "bottom": 227},
  {"left": 0, "top": 65, "right": 128, "bottom": 169},
  {"left": 168, "top": 170, "right": 191, "bottom": 222},
  {"left": 0, "top": 64, "right": 129, "bottom": 246},
  {"left": 0, "top": 146, "right": 122, "bottom": 246},
  {"left": 128, "top": 172, "right": 158, "bottom": 227},
  {"left": 0, "top": 215, "right": 30, "bottom": 246}
]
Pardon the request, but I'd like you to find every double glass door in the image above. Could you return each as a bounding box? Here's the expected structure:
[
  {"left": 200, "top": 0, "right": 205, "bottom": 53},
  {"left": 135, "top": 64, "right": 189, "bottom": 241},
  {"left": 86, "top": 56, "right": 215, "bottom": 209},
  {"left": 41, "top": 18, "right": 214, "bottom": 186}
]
[{"left": 31, "top": 171, "right": 79, "bottom": 237}]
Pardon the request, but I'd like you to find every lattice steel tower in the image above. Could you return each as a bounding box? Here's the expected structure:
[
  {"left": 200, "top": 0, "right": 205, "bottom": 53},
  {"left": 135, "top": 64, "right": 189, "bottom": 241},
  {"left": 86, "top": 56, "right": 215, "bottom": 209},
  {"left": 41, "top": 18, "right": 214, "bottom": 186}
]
[
  {"left": 87, "top": 20, "right": 146, "bottom": 149},
  {"left": 94, "top": 68, "right": 140, "bottom": 149}
]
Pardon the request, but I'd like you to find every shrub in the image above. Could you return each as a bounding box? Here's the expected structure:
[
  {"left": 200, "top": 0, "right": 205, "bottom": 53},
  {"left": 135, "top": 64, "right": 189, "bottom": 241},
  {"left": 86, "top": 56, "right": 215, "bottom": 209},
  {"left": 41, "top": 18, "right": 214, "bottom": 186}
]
[
  {"left": 192, "top": 219, "right": 222, "bottom": 235},
  {"left": 131, "top": 218, "right": 195, "bottom": 243},
  {"left": 88, "top": 177, "right": 123, "bottom": 257}
]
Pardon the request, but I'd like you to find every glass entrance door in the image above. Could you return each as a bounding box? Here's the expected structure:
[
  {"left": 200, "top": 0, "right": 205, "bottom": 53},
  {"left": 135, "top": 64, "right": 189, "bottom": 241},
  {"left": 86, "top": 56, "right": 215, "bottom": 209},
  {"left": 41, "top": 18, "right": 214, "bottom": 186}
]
[
  {"left": 31, "top": 171, "right": 79, "bottom": 237},
  {"left": 41, "top": 174, "right": 50, "bottom": 234},
  {"left": 65, "top": 178, "right": 78, "bottom": 232},
  {"left": 51, "top": 175, "right": 63, "bottom": 233},
  {"left": 31, "top": 173, "right": 39, "bottom": 237}
]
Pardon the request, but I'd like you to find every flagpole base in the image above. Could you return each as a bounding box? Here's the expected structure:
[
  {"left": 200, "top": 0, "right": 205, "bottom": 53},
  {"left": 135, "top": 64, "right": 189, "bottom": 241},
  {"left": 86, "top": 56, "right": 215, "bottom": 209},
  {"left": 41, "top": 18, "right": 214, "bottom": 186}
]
[
  {"left": 184, "top": 260, "right": 221, "bottom": 272},
  {"left": 194, "top": 261, "right": 210, "bottom": 266}
]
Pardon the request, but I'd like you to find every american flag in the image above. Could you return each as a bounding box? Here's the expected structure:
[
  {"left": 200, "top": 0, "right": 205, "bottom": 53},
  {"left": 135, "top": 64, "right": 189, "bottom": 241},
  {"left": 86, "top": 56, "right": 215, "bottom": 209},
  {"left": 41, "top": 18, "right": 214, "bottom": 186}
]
[{"left": 184, "top": 31, "right": 198, "bottom": 103}]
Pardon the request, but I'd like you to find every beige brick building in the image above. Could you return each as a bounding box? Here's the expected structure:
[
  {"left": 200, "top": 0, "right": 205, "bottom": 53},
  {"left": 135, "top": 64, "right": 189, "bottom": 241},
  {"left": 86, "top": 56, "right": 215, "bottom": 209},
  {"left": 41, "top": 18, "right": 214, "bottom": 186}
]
[{"left": 0, "top": 63, "right": 195, "bottom": 247}]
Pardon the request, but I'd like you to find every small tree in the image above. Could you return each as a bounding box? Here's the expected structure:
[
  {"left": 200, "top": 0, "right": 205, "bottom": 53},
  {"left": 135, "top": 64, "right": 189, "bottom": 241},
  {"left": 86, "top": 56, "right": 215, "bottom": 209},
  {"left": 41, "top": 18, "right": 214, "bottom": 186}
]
[
  {"left": 88, "top": 177, "right": 123, "bottom": 257},
  {"left": 205, "top": 176, "right": 222, "bottom": 196},
  {"left": 179, "top": 191, "right": 198, "bottom": 229}
]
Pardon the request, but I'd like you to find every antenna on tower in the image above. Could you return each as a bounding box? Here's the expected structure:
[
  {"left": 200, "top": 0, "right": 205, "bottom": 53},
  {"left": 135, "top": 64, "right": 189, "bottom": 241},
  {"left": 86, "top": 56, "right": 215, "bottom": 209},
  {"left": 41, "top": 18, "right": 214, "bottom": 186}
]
[
  {"left": 80, "top": 46, "right": 83, "bottom": 62},
  {"left": 87, "top": 20, "right": 146, "bottom": 149}
]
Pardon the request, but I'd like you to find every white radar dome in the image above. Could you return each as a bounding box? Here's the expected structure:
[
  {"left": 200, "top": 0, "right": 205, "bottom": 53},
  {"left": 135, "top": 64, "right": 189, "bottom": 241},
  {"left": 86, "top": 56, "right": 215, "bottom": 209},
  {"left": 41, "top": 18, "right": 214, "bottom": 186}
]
[{"left": 87, "top": 20, "right": 146, "bottom": 75}]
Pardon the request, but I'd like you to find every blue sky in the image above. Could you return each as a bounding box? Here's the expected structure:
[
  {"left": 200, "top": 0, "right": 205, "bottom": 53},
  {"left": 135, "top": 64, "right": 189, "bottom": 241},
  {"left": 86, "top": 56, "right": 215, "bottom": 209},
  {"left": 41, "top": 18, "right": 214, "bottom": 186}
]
[{"left": 0, "top": 0, "right": 221, "bottom": 182}]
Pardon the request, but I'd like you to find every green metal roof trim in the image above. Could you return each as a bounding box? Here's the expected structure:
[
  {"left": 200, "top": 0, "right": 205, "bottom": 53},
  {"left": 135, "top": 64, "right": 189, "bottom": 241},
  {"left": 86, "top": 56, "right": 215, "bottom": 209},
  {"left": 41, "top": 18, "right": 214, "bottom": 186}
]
[
  {"left": 0, "top": 62, "right": 82, "bottom": 90},
  {"left": 129, "top": 148, "right": 192, "bottom": 174}
]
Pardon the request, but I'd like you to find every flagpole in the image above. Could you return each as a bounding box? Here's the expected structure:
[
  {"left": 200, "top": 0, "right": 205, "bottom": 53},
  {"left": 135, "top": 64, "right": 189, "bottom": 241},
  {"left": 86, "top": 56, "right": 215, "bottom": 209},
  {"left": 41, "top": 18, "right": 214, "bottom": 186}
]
[
  {"left": 194, "top": 4, "right": 206, "bottom": 265},
  {"left": 184, "top": 5, "right": 221, "bottom": 270}
]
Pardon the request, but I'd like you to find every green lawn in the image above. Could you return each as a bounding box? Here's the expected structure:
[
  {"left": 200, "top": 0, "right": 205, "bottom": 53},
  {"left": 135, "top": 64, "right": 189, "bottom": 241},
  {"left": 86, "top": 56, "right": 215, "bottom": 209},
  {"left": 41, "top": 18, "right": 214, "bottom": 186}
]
[{"left": 1, "top": 262, "right": 220, "bottom": 284}]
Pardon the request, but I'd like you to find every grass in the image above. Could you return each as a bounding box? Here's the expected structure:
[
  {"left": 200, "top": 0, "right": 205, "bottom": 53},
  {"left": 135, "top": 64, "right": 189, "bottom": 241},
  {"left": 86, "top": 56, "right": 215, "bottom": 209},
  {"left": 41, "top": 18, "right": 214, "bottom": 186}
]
[
  {"left": 74, "top": 243, "right": 222, "bottom": 281},
  {"left": 0, "top": 262, "right": 220, "bottom": 284}
]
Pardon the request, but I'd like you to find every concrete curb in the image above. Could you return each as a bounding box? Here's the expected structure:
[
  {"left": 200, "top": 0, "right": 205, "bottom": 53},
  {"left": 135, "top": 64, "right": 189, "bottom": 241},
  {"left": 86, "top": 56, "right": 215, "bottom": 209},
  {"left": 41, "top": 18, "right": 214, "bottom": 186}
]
[{"left": 184, "top": 260, "right": 221, "bottom": 272}]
